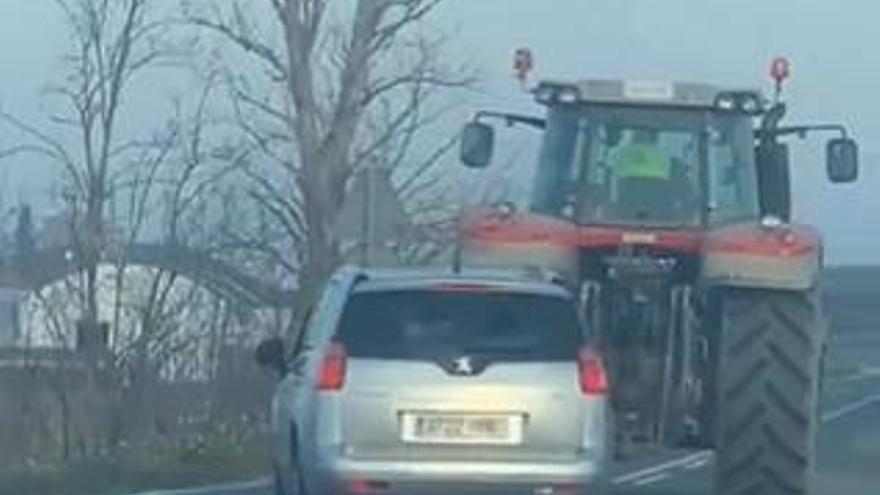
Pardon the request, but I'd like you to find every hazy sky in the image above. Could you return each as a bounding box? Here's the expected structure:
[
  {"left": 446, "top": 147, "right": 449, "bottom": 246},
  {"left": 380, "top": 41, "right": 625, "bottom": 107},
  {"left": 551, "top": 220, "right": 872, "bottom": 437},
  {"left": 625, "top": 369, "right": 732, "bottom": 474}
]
[{"left": 0, "top": 0, "right": 877, "bottom": 263}]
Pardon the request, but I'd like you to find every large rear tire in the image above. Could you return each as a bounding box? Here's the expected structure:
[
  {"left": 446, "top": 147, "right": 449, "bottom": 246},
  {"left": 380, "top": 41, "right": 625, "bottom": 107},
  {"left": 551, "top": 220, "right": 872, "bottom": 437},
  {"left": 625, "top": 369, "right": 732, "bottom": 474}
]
[{"left": 713, "top": 288, "right": 825, "bottom": 495}]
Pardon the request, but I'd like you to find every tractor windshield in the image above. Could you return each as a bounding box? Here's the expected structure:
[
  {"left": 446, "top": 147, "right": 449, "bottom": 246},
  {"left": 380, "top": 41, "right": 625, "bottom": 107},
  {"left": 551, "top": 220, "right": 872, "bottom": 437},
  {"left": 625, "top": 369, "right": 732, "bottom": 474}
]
[{"left": 532, "top": 105, "right": 759, "bottom": 228}]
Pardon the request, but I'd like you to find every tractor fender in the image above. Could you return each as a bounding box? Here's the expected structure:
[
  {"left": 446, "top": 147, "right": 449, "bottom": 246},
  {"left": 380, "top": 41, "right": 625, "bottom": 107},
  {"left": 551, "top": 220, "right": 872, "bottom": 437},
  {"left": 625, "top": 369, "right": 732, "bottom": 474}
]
[
  {"left": 460, "top": 209, "right": 579, "bottom": 281},
  {"left": 701, "top": 222, "right": 822, "bottom": 291}
]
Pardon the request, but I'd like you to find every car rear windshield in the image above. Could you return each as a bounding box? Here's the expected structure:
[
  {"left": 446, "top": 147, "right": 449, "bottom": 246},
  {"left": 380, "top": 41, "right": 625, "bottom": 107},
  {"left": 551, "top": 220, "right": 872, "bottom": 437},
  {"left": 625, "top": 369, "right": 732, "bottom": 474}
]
[{"left": 336, "top": 289, "right": 582, "bottom": 361}]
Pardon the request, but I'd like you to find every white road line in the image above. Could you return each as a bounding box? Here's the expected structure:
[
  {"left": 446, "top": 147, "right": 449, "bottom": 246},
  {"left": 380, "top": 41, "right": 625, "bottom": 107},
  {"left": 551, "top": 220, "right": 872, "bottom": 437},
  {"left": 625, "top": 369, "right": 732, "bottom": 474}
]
[
  {"left": 683, "top": 457, "right": 710, "bottom": 470},
  {"left": 612, "top": 451, "right": 712, "bottom": 485},
  {"left": 829, "top": 371, "right": 865, "bottom": 384},
  {"left": 821, "top": 394, "right": 880, "bottom": 423},
  {"left": 829, "top": 367, "right": 880, "bottom": 384},
  {"left": 632, "top": 472, "right": 672, "bottom": 486},
  {"left": 131, "top": 478, "right": 269, "bottom": 495},
  {"left": 612, "top": 390, "right": 880, "bottom": 488}
]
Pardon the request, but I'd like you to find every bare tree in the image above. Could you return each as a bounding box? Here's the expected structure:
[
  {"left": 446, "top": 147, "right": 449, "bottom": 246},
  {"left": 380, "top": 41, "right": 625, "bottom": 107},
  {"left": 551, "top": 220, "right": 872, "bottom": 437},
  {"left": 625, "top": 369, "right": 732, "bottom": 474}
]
[
  {"left": 187, "top": 0, "right": 473, "bottom": 309},
  {"left": 0, "top": 1, "right": 295, "bottom": 469},
  {"left": 0, "top": 0, "right": 184, "bottom": 457},
  {"left": 0, "top": 1, "right": 263, "bottom": 455},
  {"left": 106, "top": 83, "right": 255, "bottom": 444},
  {"left": 0, "top": 0, "right": 180, "bottom": 345}
]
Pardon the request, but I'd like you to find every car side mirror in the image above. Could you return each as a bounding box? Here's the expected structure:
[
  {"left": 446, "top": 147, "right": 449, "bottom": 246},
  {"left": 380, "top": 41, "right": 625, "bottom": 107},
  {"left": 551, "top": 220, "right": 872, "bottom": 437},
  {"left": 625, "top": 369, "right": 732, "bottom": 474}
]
[
  {"left": 255, "top": 337, "right": 287, "bottom": 377},
  {"left": 826, "top": 137, "right": 859, "bottom": 183},
  {"left": 460, "top": 121, "right": 494, "bottom": 168}
]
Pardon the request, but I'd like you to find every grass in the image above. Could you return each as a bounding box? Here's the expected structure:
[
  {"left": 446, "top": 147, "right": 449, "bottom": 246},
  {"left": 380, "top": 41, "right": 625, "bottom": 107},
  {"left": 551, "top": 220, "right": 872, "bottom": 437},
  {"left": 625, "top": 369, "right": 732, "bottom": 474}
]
[{"left": 0, "top": 437, "right": 270, "bottom": 495}]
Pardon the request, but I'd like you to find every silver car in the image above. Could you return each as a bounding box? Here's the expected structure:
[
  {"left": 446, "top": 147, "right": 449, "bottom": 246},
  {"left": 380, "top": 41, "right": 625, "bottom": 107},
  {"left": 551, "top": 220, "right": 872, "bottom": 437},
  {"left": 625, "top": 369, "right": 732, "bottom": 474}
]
[{"left": 258, "top": 267, "right": 612, "bottom": 495}]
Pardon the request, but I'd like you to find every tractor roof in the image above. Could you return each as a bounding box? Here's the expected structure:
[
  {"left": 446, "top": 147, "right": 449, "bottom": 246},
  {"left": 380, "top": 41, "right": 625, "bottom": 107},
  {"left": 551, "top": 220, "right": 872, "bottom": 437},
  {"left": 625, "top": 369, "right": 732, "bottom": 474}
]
[{"left": 535, "top": 79, "right": 765, "bottom": 113}]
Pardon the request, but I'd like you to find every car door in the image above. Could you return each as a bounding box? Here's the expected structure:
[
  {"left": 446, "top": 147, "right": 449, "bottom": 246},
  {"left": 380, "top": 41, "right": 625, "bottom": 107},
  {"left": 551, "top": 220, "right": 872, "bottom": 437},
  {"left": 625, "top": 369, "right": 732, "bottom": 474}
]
[
  {"left": 270, "top": 306, "right": 315, "bottom": 470},
  {"left": 289, "top": 276, "right": 347, "bottom": 438}
]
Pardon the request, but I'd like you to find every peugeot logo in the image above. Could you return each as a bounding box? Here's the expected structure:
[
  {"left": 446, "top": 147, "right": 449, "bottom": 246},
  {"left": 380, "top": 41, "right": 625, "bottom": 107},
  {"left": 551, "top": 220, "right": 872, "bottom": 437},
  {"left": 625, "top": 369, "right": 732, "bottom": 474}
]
[
  {"left": 452, "top": 356, "right": 475, "bottom": 375},
  {"left": 438, "top": 355, "right": 488, "bottom": 376}
]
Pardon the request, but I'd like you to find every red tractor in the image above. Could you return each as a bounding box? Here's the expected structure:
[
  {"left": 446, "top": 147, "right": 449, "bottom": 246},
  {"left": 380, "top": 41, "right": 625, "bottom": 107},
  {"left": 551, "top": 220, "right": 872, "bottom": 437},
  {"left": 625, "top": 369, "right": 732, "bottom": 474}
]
[{"left": 457, "top": 72, "right": 858, "bottom": 495}]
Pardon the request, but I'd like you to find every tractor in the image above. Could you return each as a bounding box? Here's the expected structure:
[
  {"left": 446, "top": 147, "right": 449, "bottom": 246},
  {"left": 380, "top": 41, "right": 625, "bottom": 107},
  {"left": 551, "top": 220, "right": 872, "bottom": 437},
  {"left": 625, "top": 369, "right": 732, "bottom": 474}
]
[{"left": 456, "top": 64, "right": 859, "bottom": 495}]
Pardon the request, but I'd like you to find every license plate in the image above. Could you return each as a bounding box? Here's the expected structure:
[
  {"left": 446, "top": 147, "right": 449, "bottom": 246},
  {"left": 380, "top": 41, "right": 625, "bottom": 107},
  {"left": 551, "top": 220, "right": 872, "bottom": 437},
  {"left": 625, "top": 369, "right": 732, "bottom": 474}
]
[{"left": 400, "top": 413, "right": 524, "bottom": 445}]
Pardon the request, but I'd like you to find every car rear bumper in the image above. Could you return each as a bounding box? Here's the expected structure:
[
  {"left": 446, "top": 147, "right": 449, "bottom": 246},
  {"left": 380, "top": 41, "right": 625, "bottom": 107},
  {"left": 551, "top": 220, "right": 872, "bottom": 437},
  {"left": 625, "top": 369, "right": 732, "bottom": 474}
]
[{"left": 304, "top": 454, "right": 610, "bottom": 495}]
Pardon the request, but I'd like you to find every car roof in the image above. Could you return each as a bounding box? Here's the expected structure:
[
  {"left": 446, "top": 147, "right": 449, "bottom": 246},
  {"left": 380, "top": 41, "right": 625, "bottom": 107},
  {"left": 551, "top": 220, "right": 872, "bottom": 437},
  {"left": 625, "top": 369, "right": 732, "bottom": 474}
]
[{"left": 338, "top": 266, "right": 572, "bottom": 298}]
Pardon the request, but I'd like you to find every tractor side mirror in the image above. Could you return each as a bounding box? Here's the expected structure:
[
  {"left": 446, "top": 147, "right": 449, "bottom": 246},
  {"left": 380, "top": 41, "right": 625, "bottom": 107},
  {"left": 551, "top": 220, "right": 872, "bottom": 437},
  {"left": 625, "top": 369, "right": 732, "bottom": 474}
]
[
  {"left": 255, "top": 336, "right": 287, "bottom": 377},
  {"left": 826, "top": 137, "right": 859, "bottom": 183},
  {"left": 460, "top": 121, "right": 495, "bottom": 168}
]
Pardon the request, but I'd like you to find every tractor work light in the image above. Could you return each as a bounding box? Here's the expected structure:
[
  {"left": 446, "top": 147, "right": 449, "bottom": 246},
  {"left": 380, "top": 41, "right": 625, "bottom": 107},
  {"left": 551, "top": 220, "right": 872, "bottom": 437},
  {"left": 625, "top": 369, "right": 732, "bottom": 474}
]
[
  {"left": 713, "top": 90, "right": 765, "bottom": 115},
  {"left": 534, "top": 85, "right": 558, "bottom": 104},
  {"left": 556, "top": 86, "right": 580, "bottom": 103},
  {"left": 715, "top": 94, "right": 737, "bottom": 111},
  {"left": 534, "top": 83, "right": 581, "bottom": 105}
]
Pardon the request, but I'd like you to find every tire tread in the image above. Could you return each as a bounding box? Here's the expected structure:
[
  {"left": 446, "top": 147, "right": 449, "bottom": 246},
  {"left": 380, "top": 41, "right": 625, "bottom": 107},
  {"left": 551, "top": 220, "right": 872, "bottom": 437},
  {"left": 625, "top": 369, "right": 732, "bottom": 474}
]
[{"left": 714, "top": 289, "right": 823, "bottom": 495}]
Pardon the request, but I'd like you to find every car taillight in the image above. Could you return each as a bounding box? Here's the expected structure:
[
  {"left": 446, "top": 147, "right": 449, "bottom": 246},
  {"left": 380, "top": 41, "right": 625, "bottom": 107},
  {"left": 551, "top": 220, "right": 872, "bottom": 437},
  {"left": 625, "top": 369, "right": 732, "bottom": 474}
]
[
  {"left": 316, "top": 342, "right": 347, "bottom": 391},
  {"left": 578, "top": 347, "right": 609, "bottom": 396}
]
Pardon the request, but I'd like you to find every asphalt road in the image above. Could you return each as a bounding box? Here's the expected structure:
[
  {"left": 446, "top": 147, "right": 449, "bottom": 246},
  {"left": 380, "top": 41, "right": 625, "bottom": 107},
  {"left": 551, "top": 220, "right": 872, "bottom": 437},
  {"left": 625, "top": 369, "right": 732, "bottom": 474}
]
[{"left": 159, "top": 331, "right": 880, "bottom": 495}]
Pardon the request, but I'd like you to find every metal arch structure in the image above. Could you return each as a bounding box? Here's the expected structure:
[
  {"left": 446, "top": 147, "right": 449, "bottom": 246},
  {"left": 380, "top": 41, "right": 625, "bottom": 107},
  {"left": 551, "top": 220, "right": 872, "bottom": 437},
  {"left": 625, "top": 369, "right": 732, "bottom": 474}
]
[{"left": 0, "top": 243, "right": 295, "bottom": 311}]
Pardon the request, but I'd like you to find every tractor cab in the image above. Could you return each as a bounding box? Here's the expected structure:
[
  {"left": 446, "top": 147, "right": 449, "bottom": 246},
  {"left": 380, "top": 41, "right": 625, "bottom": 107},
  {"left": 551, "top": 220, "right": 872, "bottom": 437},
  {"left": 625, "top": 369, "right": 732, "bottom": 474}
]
[{"left": 461, "top": 79, "right": 858, "bottom": 233}]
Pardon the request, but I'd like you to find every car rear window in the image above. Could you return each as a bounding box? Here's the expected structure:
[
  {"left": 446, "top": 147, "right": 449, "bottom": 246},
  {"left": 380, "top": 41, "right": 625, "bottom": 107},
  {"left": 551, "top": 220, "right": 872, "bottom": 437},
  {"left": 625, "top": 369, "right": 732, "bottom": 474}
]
[{"left": 336, "top": 289, "right": 582, "bottom": 361}]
